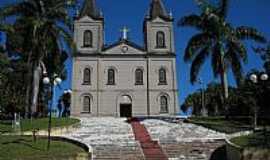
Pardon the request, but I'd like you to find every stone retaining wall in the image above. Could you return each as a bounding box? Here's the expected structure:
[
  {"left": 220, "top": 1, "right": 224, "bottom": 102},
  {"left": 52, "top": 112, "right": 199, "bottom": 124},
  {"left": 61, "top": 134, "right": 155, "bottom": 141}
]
[
  {"left": 226, "top": 139, "right": 270, "bottom": 160},
  {"left": 226, "top": 139, "right": 242, "bottom": 160},
  {"left": 21, "top": 121, "right": 81, "bottom": 136}
]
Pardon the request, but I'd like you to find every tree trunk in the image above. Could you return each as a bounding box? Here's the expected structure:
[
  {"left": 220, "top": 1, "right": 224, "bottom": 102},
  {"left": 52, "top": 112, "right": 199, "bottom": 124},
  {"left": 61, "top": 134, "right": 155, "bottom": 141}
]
[
  {"left": 201, "top": 89, "right": 207, "bottom": 117},
  {"left": 220, "top": 44, "right": 229, "bottom": 118},
  {"left": 254, "top": 108, "right": 258, "bottom": 129},
  {"left": 25, "top": 79, "right": 31, "bottom": 118},
  {"left": 25, "top": 54, "right": 33, "bottom": 118},
  {"left": 30, "top": 62, "right": 41, "bottom": 116},
  {"left": 221, "top": 71, "right": 229, "bottom": 99}
]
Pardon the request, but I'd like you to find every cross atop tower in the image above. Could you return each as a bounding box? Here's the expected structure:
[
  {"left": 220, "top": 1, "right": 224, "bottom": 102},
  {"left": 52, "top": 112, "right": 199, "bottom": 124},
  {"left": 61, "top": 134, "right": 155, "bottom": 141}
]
[{"left": 120, "top": 26, "right": 130, "bottom": 40}]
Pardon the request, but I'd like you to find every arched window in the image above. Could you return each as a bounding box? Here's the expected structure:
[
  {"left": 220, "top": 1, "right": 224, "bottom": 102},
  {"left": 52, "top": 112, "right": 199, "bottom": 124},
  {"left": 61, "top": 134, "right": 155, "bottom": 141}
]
[
  {"left": 156, "top": 31, "right": 165, "bottom": 48},
  {"left": 135, "top": 68, "right": 143, "bottom": 85},
  {"left": 159, "top": 68, "right": 167, "bottom": 85},
  {"left": 160, "top": 96, "right": 168, "bottom": 113},
  {"left": 83, "top": 96, "right": 91, "bottom": 113},
  {"left": 83, "top": 68, "right": 91, "bottom": 85},
  {"left": 83, "top": 30, "right": 93, "bottom": 47},
  {"left": 107, "top": 69, "right": 115, "bottom": 85}
]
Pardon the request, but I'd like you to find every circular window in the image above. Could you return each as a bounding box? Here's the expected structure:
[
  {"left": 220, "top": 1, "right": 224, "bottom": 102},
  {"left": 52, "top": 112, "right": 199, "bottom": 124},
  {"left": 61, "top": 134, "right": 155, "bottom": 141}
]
[{"left": 121, "top": 46, "right": 129, "bottom": 53}]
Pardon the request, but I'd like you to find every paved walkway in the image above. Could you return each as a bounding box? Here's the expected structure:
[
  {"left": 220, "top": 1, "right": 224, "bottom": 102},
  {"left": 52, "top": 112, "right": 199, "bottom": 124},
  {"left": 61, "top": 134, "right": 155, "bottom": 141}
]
[{"left": 130, "top": 118, "right": 168, "bottom": 160}]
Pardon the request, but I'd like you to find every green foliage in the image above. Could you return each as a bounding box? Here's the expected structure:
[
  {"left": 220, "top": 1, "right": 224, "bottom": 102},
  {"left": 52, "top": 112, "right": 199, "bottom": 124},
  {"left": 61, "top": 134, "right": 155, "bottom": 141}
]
[
  {"left": 0, "top": 47, "right": 28, "bottom": 114},
  {"left": 0, "top": 117, "right": 80, "bottom": 133},
  {"left": 182, "top": 82, "right": 226, "bottom": 116},
  {"left": 0, "top": 0, "right": 76, "bottom": 116},
  {"left": 0, "top": 0, "right": 76, "bottom": 77},
  {"left": 188, "top": 116, "right": 253, "bottom": 134},
  {"left": 231, "top": 132, "right": 270, "bottom": 148},
  {"left": 183, "top": 71, "right": 270, "bottom": 118},
  {"left": 0, "top": 136, "right": 86, "bottom": 160},
  {"left": 178, "top": 0, "right": 266, "bottom": 100},
  {"left": 253, "top": 43, "right": 270, "bottom": 74}
]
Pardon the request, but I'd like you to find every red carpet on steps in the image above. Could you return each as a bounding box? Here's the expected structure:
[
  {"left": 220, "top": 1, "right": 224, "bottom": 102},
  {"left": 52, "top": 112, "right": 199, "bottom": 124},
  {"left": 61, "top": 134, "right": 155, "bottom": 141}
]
[{"left": 130, "top": 118, "right": 168, "bottom": 160}]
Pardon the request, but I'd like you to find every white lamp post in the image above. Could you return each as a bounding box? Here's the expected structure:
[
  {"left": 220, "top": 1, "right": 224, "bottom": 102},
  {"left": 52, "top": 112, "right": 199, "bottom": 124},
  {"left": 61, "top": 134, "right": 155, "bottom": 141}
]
[
  {"left": 249, "top": 73, "right": 269, "bottom": 130},
  {"left": 43, "top": 73, "right": 62, "bottom": 150}
]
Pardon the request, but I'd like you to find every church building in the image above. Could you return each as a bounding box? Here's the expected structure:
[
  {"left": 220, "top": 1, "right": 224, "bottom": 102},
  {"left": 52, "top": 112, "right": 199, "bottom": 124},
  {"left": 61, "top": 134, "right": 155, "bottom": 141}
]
[{"left": 71, "top": 0, "right": 179, "bottom": 117}]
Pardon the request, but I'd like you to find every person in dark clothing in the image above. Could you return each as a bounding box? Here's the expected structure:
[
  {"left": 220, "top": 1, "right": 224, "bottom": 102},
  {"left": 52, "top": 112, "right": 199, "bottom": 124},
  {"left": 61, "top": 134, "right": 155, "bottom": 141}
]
[
  {"left": 57, "top": 99, "right": 62, "bottom": 118},
  {"left": 62, "top": 91, "right": 71, "bottom": 117}
]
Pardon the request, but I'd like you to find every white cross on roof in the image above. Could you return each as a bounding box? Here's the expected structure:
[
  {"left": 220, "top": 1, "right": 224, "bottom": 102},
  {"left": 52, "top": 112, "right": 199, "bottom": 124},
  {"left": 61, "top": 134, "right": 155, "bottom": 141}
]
[{"left": 120, "top": 26, "right": 130, "bottom": 40}]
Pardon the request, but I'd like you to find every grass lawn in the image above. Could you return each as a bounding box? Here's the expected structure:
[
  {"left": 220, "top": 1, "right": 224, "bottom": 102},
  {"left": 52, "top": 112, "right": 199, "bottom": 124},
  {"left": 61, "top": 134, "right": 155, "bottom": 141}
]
[
  {"left": 0, "top": 117, "right": 80, "bottom": 133},
  {"left": 0, "top": 136, "right": 87, "bottom": 160},
  {"left": 231, "top": 131, "right": 270, "bottom": 148},
  {"left": 187, "top": 117, "right": 253, "bottom": 134}
]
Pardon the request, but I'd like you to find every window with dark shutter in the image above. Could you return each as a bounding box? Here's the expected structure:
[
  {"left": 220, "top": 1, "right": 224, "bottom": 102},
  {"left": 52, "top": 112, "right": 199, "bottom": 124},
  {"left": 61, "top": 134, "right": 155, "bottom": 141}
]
[
  {"left": 107, "top": 69, "right": 115, "bottom": 85},
  {"left": 83, "top": 30, "right": 93, "bottom": 47},
  {"left": 135, "top": 69, "right": 143, "bottom": 85},
  {"left": 159, "top": 68, "right": 167, "bottom": 85},
  {"left": 156, "top": 31, "right": 166, "bottom": 48},
  {"left": 83, "top": 68, "right": 91, "bottom": 85}
]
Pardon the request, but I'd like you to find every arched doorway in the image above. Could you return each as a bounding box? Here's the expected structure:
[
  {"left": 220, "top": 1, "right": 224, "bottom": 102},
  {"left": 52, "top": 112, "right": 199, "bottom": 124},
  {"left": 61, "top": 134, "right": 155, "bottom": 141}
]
[{"left": 119, "top": 95, "right": 132, "bottom": 117}]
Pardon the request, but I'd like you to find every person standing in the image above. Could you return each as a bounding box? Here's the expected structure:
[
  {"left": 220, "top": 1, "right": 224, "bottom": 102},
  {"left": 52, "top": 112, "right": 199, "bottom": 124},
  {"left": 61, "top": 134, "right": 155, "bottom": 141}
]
[{"left": 57, "top": 99, "right": 62, "bottom": 118}]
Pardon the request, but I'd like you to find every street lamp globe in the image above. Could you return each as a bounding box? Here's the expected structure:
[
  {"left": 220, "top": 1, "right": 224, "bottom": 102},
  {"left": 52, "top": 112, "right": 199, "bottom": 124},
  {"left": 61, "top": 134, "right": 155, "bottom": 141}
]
[
  {"left": 55, "top": 77, "right": 62, "bottom": 85},
  {"left": 261, "top": 73, "right": 269, "bottom": 81},
  {"left": 250, "top": 74, "right": 258, "bottom": 83},
  {"left": 67, "top": 89, "right": 72, "bottom": 94},
  {"left": 43, "top": 77, "right": 50, "bottom": 85}
]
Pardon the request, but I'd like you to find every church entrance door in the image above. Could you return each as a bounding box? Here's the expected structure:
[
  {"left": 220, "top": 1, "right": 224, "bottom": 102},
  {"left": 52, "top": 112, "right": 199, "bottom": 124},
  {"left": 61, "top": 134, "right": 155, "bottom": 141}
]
[{"left": 120, "top": 104, "right": 132, "bottom": 117}]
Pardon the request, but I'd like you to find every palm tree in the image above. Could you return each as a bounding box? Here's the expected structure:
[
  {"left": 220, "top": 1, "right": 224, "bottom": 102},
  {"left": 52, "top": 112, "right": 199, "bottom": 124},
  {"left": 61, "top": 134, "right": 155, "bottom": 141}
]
[
  {"left": 178, "top": 0, "right": 266, "bottom": 100},
  {"left": 0, "top": 0, "right": 75, "bottom": 117}
]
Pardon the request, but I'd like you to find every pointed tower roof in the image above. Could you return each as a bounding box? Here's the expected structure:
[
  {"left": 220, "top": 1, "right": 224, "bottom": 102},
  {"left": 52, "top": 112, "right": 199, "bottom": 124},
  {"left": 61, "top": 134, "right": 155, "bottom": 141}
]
[
  {"left": 79, "top": 0, "right": 103, "bottom": 20},
  {"left": 148, "top": 0, "right": 172, "bottom": 21}
]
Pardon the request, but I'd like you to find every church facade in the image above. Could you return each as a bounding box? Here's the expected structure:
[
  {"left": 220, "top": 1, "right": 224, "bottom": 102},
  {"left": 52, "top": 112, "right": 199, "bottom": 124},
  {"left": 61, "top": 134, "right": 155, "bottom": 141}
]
[{"left": 71, "top": 0, "right": 179, "bottom": 117}]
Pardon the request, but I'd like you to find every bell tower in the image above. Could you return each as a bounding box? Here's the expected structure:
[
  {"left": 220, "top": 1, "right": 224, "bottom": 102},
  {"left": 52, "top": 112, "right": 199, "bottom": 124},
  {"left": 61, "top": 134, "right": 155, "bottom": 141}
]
[
  {"left": 74, "top": 0, "right": 104, "bottom": 54},
  {"left": 144, "top": 0, "right": 175, "bottom": 54}
]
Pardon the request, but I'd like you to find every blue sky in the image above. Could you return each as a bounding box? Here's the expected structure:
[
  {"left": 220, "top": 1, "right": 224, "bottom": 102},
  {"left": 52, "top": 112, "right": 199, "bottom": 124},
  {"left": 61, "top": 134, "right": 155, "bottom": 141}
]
[{"left": 1, "top": 0, "right": 270, "bottom": 109}]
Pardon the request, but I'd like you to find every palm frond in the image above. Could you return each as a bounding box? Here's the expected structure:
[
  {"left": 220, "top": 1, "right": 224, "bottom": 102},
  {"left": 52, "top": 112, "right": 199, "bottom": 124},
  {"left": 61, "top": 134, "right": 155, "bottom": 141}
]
[
  {"left": 229, "top": 41, "right": 248, "bottom": 63},
  {"left": 225, "top": 49, "right": 244, "bottom": 86},
  {"left": 178, "top": 14, "right": 202, "bottom": 29},
  {"left": 0, "top": 1, "right": 37, "bottom": 19},
  {"left": 211, "top": 43, "right": 222, "bottom": 78},
  {"left": 184, "top": 33, "right": 211, "bottom": 62},
  {"left": 0, "top": 23, "right": 14, "bottom": 33},
  {"left": 190, "top": 47, "right": 210, "bottom": 84},
  {"left": 236, "top": 26, "right": 266, "bottom": 43},
  {"left": 218, "top": 0, "right": 229, "bottom": 18}
]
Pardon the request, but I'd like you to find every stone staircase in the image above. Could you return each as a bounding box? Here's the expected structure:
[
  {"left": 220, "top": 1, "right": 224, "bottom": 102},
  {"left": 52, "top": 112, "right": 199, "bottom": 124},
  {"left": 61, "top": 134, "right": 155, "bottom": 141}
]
[
  {"left": 92, "top": 144, "right": 144, "bottom": 160},
  {"left": 160, "top": 140, "right": 225, "bottom": 160}
]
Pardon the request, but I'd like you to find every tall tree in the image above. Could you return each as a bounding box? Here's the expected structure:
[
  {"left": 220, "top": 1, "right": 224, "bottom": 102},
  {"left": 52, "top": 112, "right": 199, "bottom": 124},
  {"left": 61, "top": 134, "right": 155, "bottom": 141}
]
[
  {"left": 0, "top": 0, "right": 75, "bottom": 117},
  {"left": 178, "top": 0, "right": 266, "bottom": 100},
  {"left": 253, "top": 43, "right": 270, "bottom": 74},
  {"left": 0, "top": 45, "right": 28, "bottom": 115}
]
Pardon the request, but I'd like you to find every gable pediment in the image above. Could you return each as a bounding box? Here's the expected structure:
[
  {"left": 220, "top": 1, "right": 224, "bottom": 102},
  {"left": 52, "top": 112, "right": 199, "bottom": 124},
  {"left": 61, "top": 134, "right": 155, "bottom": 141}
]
[
  {"left": 103, "top": 40, "right": 145, "bottom": 55},
  {"left": 152, "top": 17, "right": 166, "bottom": 23},
  {"left": 78, "top": 16, "right": 96, "bottom": 23}
]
